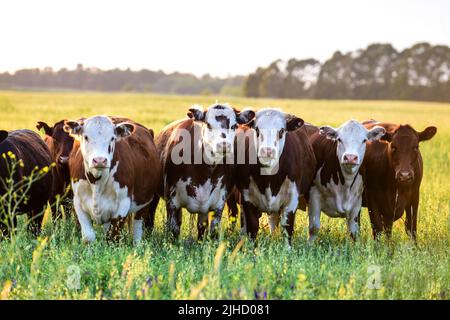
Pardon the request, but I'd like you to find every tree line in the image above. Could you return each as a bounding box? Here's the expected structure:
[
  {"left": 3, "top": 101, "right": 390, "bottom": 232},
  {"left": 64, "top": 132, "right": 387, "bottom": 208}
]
[
  {"left": 1, "top": 42, "right": 449, "bottom": 102},
  {"left": 0, "top": 64, "right": 243, "bottom": 96},
  {"left": 244, "top": 42, "right": 450, "bottom": 102}
]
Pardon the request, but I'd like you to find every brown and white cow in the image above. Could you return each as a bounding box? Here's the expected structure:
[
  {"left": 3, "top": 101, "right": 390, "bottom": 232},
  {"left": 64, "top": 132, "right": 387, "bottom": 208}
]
[
  {"left": 153, "top": 103, "right": 254, "bottom": 239},
  {"left": 234, "top": 108, "right": 316, "bottom": 245},
  {"left": 363, "top": 120, "right": 437, "bottom": 240},
  {"left": 63, "top": 115, "right": 160, "bottom": 243},
  {"left": 305, "top": 120, "right": 385, "bottom": 241}
]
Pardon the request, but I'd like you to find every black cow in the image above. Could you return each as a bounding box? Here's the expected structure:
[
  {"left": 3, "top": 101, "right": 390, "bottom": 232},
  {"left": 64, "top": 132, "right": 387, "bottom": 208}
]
[{"left": 0, "top": 129, "right": 53, "bottom": 236}]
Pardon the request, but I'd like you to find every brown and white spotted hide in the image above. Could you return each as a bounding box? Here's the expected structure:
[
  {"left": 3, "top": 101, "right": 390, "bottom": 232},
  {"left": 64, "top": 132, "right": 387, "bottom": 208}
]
[
  {"left": 235, "top": 108, "right": 316, "bottom": 246},
  {"left": 64, "top": 115, "right": 160, "bottom": 244},
  {"left": 305, "top": 120, "right": 385, "bottom": 241},
  {"left": 154, "top": 103, "right": 255, "bottom": 239}
]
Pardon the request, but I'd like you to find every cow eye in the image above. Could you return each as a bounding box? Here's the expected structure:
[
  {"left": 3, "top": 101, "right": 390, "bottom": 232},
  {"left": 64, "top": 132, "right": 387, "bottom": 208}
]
[
  {"left": 337, "top": 138, "right": 342, "bottom": 143},
  {"left": 278, "top": 128, "right": 285, "bottom": 139},
  {"left": 84, "top": 135, "right": 89, "bottom": 142},
  {"left": 206, "top": 123, "right": 212, "bottom": 129},
  {"left": 111, "top": 137, "right": 114, "bottom": 142},
  {"left": 363, "top": 138, "right": 368, "bottom": 143}
]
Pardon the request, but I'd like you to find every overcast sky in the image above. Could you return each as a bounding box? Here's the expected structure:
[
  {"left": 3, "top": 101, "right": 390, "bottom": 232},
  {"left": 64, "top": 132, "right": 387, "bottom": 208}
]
[{"left": 0, "top": 0, "right": 448, "bottom": 77}]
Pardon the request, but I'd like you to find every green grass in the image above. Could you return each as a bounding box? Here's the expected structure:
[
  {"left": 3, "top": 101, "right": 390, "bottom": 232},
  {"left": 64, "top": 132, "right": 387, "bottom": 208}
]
[{"left": 0, "top": 91, "right": 449, "bottom": 300}]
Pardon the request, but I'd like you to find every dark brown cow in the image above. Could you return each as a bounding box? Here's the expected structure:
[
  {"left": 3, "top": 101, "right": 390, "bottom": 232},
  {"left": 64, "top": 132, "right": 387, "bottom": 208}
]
[
  {"left": 63, "top": 115, "right": 160, "bottom": 243},
  {"left": 152, "top": 103, "right": 254, "bottom": 239},
  {"left": 37, "top": 120, "right": 75, "bottom": 197},
  {"left": 235, "top": 108, "right": 316, "bottom": 245},
  {"left": 363, "top": 120, "right": 437, "bottom": 240},
  {"left": 0, "top": 129, "right": 53, "bottom": 236}
]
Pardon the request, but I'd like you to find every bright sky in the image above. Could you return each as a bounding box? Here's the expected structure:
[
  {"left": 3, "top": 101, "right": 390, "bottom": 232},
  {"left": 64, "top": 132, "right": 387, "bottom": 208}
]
[{"left": 0, "top": 0, "right": 448, "bottom": 77}]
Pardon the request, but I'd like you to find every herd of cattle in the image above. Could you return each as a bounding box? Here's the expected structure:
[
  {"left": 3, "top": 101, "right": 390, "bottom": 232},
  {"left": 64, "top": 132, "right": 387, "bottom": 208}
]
[{"left": 0, "top": 104, "right": 437, "bottom": 245}]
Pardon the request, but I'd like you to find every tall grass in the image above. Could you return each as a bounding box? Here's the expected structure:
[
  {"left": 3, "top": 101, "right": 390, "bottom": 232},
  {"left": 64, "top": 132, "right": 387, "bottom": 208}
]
[{"left": 0, "top": 91, "right": 448, "bottom": 299}]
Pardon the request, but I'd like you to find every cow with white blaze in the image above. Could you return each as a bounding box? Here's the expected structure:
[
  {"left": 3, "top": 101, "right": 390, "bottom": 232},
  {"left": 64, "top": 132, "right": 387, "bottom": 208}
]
[
  {"left": 306, "top": 120, "right": 385, "bottom": 241},
  {"left": 152, "top": 103, "right": 255, "bottom": 239},
  {"left": 64, "top": 115, "right": 160, "bottom": 244},
  {"left": 235, "top": 108, "right": 316, "bottom": 245}
]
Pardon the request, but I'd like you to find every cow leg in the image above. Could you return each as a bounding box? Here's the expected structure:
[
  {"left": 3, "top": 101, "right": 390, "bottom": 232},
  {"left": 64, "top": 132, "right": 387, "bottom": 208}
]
[
  {"left": 197, "top": 213, "right": 208, "bottom": 240},
  {"left": 239, "top": 203, "right": 247, "bottom": 235},
  {"left": 308, "top": 187, "right": 321, "bottom": 243},
  {"left": 405, "top": 189, "right": 419, "bottom": 241},
  {"left": 347, "top": 207, "right": 361, "bottom": 241},
  {"left": 145, "top": 195, "right": 160, "bottom": 232},
  {"left": 280, "top": 210, "right": 296, "bottom": 248},
  {"left": 73, "top": 199, "right": 95, "bottom": 243},
  {"left": 242, "top": 201, "right": 261, "bottom": 240},
  {"left": 107, "top": 217, "right": 126, "bottom": 242},
  {"left": 268, "top": 214, "right": 280, "bottom": 234},
  {"left": 27, "top": 210, "right": 43, "bottom": 236},
  {"left": 166, "top": 201, "right": 181, "bottom": 239},
  {"left": 133, "top": 206, "right": 149, "bottom": 244},
  {"left": 226, "top": 193, "right": 239, "bottom": 228},
  {"left": 382, "top": 214, "right": 394, "bottom": 239},
  {"left": 210, "top": 208, "right": 223, "bottom": 238},
  {"left": 367, "top": 197, "right": 383, "bottom": 240}
]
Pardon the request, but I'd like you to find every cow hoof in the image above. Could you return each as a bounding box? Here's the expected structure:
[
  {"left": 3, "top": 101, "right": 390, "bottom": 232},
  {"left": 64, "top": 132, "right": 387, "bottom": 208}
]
[{"left": 82, "top": 232, "right": 96, "bottom": 244}]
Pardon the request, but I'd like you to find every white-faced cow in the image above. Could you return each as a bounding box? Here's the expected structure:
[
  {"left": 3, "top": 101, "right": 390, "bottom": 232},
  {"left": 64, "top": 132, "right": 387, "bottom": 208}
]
[
  {"left": 152, "top": 103, "right": 255, "bottom": 239},
  {"left": 305, "top": 120, "right": 385, "bottom": 241},
  {"left": 64, "top": 115, "right": 160, "bottom": 244},
  {"left": 235, "top": 108, "right": 316, "bottom": 245}
]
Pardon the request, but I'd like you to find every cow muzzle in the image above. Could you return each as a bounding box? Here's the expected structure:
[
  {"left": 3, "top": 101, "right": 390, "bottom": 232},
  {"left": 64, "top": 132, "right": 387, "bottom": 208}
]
[
  {"left": 258, "top": 147, "right": 278, "bottom": 167},
  {"left": 59, "top": 156, "right": 69, "bottom": 164},
  {"left": 396, "top": 170, "right": 414, "bottom": 183},
  {"left": 91, "top": 157, "right": 109, "bottom": 169},
  {"left": 342, "top": 154, "right": 359, "bottom": 166}
]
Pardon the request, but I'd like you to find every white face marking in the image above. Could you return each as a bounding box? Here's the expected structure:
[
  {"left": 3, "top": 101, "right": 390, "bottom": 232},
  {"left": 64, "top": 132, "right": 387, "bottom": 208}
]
[
  {"left": 242, "top": 176, "right": 299, "bottom": 214},
  {"left": 171, "top": 177, "right": 226, "bottom": 215},
  {"left": 321, "top": 120, "right": 384, "bottom": 175},
  {"left": 66, "top": 116, "right": 133, "bottom": 178},
  {"left": 253, "top": 109, "right": 287, "bottom": 169},
  {"left": 201, "top": 105, "right": 238, "bottom": 158}
]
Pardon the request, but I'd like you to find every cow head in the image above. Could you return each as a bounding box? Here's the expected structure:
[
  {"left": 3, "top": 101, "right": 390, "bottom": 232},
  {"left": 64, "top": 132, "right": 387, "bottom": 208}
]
[
  {"left": 247, "top": 108, "right": 304, "bottom": 168},
  {"left": 0, "top": 130, "right": 7, "bottom": 144},
  {"left": 37, "top": 120, "right": 75, "bottom": 166},
  {"left": 383, "top": 125, "right": 437, "bottom": 185},
  {"left": 320, "top": 120, "right": 385, "bottom": 174},
  {"left": 64, "top": 116, "right": 135, "bottom": 178},
  {"left": 187, "top": 103, "right": 254, "bottom": 162}
]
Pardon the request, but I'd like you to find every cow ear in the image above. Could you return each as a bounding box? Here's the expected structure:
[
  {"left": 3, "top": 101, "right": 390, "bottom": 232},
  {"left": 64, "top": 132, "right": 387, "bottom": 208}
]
[
  {"left": 286, "top": 115, "right": 304, "bottom": 131},
  {"left": 418, "top": 126, "right": 437, "bottom": 142},
  {"left": 187, "top": 106, "right": 206, "bottom": 121},
  {"left": 367, "top": 126, "right": 386, "bottom": 141},
  {"left": 36, "top": 121, "right": 53, "bottom": 136},
  {"left": 115, "top": 122, "right": 135, "bottom": 139},
  {"left": 319, "top": 126, "right": 338, "bottom": 140},
  {"left": 0, "top": 130, "right": 8, "bottom": 144},
  {"left": 236, "top": 108, "right": 255, "bottom": 125},
  {"left": 63, "top": 120, "right": 83, "bottom": 138}
]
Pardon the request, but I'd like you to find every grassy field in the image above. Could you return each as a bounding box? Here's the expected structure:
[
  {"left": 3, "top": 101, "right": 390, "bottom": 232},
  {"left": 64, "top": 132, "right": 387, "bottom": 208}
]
[{"left": 0, "top": 91, "right": 449, "bottom": 299}]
